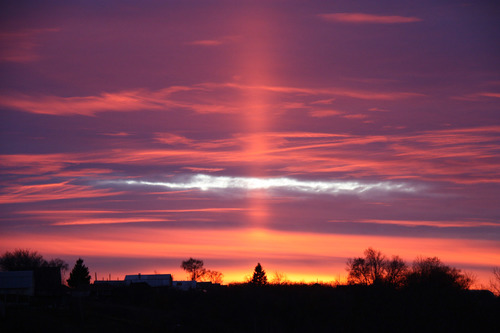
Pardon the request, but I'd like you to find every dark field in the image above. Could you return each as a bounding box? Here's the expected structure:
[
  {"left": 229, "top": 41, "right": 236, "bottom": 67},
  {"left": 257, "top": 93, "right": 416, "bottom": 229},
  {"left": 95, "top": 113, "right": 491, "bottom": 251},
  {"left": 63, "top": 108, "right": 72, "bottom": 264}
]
[{"left": 1, "top": 284, "right": 499, "bottom": 333}]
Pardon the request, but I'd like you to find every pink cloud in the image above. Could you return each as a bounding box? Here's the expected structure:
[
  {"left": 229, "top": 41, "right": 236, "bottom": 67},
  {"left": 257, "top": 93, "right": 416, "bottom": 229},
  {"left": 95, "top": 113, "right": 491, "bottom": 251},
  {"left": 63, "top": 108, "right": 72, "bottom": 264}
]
[
  {"left": 0, "top": 181, "right": 121, "bottom": 204},
  {"left": 309, "top": 109, "right": 344, "bottom": 118},
  {"left": 186, "top": 35, "right": 239, "bottom": 46},
  {"left": 319, "top": 13, "right": 422, "bottom": 24},
  {"left": 342, "top": 113, "right": 368, "bottom": 119},
  {"left": 186, "top": 39, "right": 224, "bottom": 46},
  {"left": 52, "top": 168, "right": 115, "bottom": 178},
  {"left": 330, "top": 219, "right": 500, "bottom": 228},
  {"left": 208, "top": 82, "right": 422, "bottom": 100},
  {"left": 0, "top": 91, "right": 164, "bottom": 116},
  {"left": 101, "top": 132, "right": 131, "bottom": 137},
  {"left": 311, "top": 98, "right": 336, "bottom": 105},
  {"left": 0, "top": 28, "right": 60, "bottom": 63},
  {"left": 452, "top": 92, "right": 500, "bottom": 101},
  {"left": 182, "top": 166, "right": 225, "bottom": 173},
  {"left": 0, "top": 85, "right": 198, "bottom": 116},
  {"left": 0, "top": 82, "right": 422, "bottom": 116},
  {"left": 155, "top": 133, "right": 193, "bottom": 145},
  {"left": 478, "top": 92, "right": 500, "bottom": 98},
  {"left": 52, "top": 218, "right": 172, "bottom": 226},
  {"left": 368, "top": 107, "right": 389, "bottom": 112},
  {"left": 2, "top": 127, "right": 499, "bottom": 187},
  {"left": 15, "top": 208, "right": 248, "bottom": 228}
]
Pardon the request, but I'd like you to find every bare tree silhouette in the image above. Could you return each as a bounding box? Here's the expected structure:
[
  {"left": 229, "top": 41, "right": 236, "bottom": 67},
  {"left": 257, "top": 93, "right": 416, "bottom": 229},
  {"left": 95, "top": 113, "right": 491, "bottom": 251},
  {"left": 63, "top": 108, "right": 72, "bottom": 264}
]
[
  {"left": 0, "top": 249, "right": 47, "bottom": 271},
  {"left": 490, "top": 267, "right": 500, "bottom": 296},
  {"left": 384, "top": 255, "right": 407, "bottom": 287},
  {"left": 346, "top": 248, "right": 407, "bottom": 287},
  {"left": 0, "top": 249, "right": 68, "bottom": 281},
  {"left": 205, "top": 270, "right": 224, "bottom": 284},
  {"left": 181, "top": 258, "right": 206, "bottom": 281}
]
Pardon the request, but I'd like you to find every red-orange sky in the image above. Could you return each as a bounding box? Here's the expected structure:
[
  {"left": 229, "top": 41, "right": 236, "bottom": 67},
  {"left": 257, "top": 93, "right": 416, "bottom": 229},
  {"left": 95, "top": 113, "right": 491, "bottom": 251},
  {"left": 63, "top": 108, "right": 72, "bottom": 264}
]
[{"left": 1, "top": 1, "right": 499, "bottom": 286}]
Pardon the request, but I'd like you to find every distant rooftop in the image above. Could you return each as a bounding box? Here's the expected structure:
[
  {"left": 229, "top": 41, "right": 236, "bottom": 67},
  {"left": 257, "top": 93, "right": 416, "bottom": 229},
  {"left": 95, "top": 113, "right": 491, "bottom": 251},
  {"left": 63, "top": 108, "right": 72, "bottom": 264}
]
[
  {"left": 0, "top": 271, "right": 34, "bottom": 292},
  {"left": 124, "top": 274, "right": 172, "bottom": 281},
  {"left": 124, "top": 274, "right": 173, "bottom": 287}
]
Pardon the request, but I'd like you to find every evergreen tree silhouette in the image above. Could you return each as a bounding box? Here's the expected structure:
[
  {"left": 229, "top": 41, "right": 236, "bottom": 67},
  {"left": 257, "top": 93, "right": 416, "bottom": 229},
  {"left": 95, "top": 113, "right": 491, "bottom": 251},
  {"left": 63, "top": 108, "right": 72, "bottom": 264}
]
[
  {"left": 67, "top": 258, "right": 91, "bottom": 289},
  {"left": 251, "top": 263, "right": 268, "bottom": 285}
]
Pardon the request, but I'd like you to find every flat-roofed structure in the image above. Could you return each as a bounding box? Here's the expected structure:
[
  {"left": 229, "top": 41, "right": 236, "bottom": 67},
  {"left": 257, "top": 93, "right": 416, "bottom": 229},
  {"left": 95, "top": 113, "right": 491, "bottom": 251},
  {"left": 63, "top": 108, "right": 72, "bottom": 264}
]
[
  {"left": 0, "top": 271, "right": 34, "bottom": 297},
  {"left": 124, "top": 274, "right": 173, "bottom": 287},
  {"left": 172, "top": 280, "right": 197, "bottom": 291}
]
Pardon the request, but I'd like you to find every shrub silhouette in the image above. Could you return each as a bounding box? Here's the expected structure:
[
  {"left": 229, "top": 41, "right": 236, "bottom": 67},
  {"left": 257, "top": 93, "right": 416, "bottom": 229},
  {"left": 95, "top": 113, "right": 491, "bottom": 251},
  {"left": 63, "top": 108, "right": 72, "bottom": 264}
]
[{"left": 406, "top": 256, "right": 474, "bottom": 291}]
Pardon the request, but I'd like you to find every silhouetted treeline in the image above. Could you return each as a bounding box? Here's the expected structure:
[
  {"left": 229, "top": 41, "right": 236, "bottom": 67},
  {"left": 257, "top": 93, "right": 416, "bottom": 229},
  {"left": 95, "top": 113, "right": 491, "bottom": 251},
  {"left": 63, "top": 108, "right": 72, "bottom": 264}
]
[
  {"left": 0, "top": 249, "right": 68, "bottom": 273},
  {"left": 2, "top": 282, "right": 499, "bottom": 332},
  {"left": 345, "top": 247, "right": 474, "bottom": 291},
  {"left": 2, "top": 249, "right": 499, "bottom": 332}
]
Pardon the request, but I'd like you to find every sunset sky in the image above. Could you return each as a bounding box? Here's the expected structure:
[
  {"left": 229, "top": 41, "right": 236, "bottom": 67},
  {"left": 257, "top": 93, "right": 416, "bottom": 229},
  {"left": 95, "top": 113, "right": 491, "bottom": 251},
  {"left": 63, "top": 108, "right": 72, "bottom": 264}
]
[{"left": 1, "top": 1, "right": 499, "bottom": 285}]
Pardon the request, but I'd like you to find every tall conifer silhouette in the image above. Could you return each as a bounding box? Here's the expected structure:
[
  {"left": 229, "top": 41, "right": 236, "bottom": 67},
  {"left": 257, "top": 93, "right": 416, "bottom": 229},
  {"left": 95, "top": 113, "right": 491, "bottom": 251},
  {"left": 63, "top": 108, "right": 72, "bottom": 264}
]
[
  {"left": 67, "top": 258, "right": 91, "bottom": 289},
  {"left": 251, "top": 263, "right": 268, "bottom": 285}
]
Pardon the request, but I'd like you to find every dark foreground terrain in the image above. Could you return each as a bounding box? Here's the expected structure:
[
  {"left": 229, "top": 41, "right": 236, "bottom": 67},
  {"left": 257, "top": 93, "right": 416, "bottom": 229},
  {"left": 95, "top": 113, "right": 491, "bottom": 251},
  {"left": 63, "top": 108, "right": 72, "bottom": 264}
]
[{"left": 1, "top": 283, "right": 499, "bottom": 332}]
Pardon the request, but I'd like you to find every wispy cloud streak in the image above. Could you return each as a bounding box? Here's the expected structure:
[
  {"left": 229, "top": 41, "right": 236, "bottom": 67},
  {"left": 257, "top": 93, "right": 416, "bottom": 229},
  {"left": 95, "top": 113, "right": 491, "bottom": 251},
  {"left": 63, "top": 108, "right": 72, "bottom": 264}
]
[
  {"left": 0, "top": 28, "right": 60, "bottom": 63},
  {"left": 0, "top": 181, "right": 121, "bottom": 204},
  {"left": 0, "top": 82, "right": 422, "bottom": 116},
  {"left": 329, "top": 219, "right": 500, "bottom": 228},
  {"left": 119, "top": 174, "right": 416, "bottom": 195},
  {"left": 52, "top": 218, "right": 171, "bottom": 226},
  {"left": 2, "top": 127, "right": 498, "bottom": 187},
  {"left": 319, "top": 13, "right": 422, "bottom": 24}
]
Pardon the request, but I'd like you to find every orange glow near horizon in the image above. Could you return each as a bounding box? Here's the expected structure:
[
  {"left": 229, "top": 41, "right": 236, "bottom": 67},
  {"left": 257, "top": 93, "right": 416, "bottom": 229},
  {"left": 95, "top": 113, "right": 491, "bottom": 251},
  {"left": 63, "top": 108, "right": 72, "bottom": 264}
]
[{"left": 2, "top": 227, "right": 498, "bottom": 286}]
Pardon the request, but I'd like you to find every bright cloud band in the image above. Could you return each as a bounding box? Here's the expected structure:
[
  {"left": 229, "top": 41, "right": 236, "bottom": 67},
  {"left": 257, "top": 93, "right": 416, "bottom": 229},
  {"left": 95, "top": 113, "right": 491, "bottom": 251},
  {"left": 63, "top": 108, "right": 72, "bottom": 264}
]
[{"left": 119, "top": 174, "right": 416, "bottom": 195}]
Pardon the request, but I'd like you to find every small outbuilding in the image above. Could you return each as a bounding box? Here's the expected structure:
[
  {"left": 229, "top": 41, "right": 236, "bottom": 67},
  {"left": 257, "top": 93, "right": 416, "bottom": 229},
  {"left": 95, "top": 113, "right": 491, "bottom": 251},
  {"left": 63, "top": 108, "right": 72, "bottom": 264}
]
[
  {"left": 124, "top": 274, "right": 173, "bottom": 287},
  {"left": 172, "top": 280, "right": 197, "bottom": 291},
  {"left": 0, "top": 271, "right": 35, "bottom": 298},
  {"left": 0, "top": 268, "right": 62, "bottom": 305}
]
